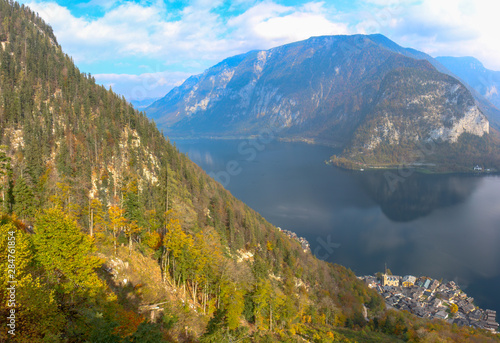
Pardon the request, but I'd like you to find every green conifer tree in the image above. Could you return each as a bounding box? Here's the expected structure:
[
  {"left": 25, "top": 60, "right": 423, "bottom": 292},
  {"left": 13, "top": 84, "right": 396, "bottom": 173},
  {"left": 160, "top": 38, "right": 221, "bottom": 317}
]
[{"left": 12, "top": 175, "right": 34, "bottom": 219}]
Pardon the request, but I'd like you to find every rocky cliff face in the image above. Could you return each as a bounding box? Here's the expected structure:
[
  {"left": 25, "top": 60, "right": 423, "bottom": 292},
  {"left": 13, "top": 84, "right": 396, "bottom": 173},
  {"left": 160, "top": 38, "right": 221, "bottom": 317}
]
[{"left": 352, "top": 68, "right": 489, "bottom": 152}]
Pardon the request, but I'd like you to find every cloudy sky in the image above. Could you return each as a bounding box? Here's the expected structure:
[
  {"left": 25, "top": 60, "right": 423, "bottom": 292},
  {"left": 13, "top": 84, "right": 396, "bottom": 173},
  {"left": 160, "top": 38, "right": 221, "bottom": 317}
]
[{"left": 19, "top": 0, "right": 500, "bottom": 102}]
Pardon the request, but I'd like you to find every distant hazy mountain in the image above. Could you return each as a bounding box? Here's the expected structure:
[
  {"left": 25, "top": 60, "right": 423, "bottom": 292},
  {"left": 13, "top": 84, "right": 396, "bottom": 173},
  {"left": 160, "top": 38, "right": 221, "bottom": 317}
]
[
  {"left": 147, "top": 34, "right": 500, "bottom": 170},
  {"left": 436, "top": 56, "right": 500, "bottom": 110},
  {"left": 129, "top": 97, "right": 159, "bottom": 110}
]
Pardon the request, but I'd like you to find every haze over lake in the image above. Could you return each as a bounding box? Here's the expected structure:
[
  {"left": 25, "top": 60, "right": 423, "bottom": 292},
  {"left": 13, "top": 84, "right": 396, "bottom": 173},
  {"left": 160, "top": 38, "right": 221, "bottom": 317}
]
[{"left": 174, "top": 138, "right": 500, "bottom": 314}]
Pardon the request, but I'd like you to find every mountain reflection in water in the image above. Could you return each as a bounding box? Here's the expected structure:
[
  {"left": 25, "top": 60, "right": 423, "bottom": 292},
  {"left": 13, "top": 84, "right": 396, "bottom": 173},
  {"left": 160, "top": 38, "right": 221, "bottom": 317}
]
[{"left": 354, "top": 171, "right": 481, "bottom": 222}]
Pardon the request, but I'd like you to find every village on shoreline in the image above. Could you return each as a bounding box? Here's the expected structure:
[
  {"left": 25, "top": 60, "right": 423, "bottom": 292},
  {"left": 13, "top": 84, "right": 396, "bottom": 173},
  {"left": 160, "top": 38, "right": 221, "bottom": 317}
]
[
  {"left": 276, "top": 225, "right": 499, "bottom": 334},
  {"left": 359, "top": 272, "right": 499, "bottom": 333}
]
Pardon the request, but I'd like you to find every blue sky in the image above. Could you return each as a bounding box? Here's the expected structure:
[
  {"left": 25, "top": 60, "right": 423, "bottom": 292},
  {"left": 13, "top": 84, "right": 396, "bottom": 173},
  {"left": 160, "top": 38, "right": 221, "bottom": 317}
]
[{"left": 19, "top": 0, "right": 500, "bottom": 101}]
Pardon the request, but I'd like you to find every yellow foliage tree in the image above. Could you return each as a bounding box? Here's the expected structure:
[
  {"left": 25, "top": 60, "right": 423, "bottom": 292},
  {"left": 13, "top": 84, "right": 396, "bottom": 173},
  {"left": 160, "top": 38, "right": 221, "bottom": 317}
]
[
  {"left": 162, "top": 216, "right": 192, "bottom": 288},
  {"left": 144, "top": 231, "right": 162, "bottom": 251},
  {"left": 123, "top": 220, "right": 142, "bottom": 255},
  {"left": 108, "top": 204, "right": 127, "bottom": 255},
  {"left": 254, "top": 278, "right": 273, "bottom": 331},
  {"left": 88, "top": 198, "right": 107, "bottom": 238},
  {"left": 220, "top": 279, "right": 245, "bottom": 330},
  {"left": 50, "top": 181, "right": 80, "bottom": 218}
]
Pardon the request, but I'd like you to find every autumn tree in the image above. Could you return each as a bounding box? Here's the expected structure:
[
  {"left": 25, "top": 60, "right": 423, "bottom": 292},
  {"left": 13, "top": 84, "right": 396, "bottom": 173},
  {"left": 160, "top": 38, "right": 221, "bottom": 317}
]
[
  {"left": 50, "top": 180, "right": 80, "bottom": 218},
  {"left": 254, "top": 278, "right": 273, "bottom": 331},
  {"left": 123, "top": 220, "right": 142, "bottom": 255},
  {"left": 145, "top": 209, "right": 161, "bottom": 234},
  {"left": 88, "top": 197, "right": 106, "bottom": 237},
  {"left": 109, "top": 204, "right": 126, "bottom": 255},
  {"left": 220, "top": 279, "right": 245, "bottom": 330},
  {"left": 162, "top": 216, "right": 192, "bottom": 288}
]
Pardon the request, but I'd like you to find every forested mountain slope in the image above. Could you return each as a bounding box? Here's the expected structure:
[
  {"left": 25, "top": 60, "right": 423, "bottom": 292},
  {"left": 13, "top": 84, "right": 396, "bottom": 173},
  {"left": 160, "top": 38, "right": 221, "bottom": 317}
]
[{"left": 0, "top": 1, "right": 499, "bottom": 342}]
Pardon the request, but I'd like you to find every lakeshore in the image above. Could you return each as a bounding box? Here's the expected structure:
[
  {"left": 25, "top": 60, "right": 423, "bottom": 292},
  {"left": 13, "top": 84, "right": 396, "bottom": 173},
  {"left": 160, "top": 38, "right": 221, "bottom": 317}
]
[{"left": 359, "top": 273, "right": 499, "bottom": 333}]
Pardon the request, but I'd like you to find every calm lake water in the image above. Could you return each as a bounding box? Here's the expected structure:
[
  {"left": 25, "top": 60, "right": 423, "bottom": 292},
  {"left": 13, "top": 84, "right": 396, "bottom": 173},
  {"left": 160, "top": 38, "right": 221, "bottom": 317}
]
[{"left": 174, "top": 138, "right": 500, "bottom": 314}]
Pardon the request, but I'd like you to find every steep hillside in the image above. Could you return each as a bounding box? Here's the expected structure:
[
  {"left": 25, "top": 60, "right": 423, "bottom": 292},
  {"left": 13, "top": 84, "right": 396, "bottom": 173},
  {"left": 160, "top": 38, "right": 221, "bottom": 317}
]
[
  {"left": 1, "top": 1, "right": 500, "bottom": 342},
  {"left": 147, "top": 35, "right": 500, "bottom": 171},
  {"left": 0, "top": 2, "right": 383, "bottom": 342}
]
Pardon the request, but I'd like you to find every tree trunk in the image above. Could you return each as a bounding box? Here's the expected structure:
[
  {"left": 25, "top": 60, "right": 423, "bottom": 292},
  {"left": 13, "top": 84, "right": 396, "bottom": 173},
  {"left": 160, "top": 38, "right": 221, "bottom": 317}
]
[
  {"left": 217, "top": 285, "right": 220, "bottom": 309},
  {"left": 113, "top": 224, "right": 117, "bottom": 255},
  {"left": 192, "top": 281, "right": 198, "bottom": 304},
  {"left": 90, "top": 207, "right": 94, "bottom": 237},
  {"left": 128, "top": 233, "right": 132, "bottom": 256},
  {"left": 166, "top": 166, "right": 169, "bottom": 213},
  {"left": 94, "top": 131, "right": 98, "bottom": 165},
  {"left": 161, "top": 250, "right": 166, "bottom": 282},
  {"left": 270, "top": 305, "right": 273, "bottom": 332},
  {"left": 203, "top": 283, "right": 207, "bottom": 314}
]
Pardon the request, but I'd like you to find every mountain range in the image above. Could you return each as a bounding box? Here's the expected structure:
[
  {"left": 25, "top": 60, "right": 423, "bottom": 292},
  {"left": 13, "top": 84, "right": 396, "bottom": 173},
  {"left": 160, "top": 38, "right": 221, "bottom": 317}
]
[
  {"left": 436, "top": 56, "right": 500, "bottom": 111},
  {"left": 147, "top": 34, "right": 500, "bottom": 171}
]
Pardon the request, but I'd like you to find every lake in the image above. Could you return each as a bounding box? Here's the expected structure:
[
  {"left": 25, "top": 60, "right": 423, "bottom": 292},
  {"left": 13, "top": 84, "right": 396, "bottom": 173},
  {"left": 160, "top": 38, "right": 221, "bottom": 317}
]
[{"left": 174, "top": 138, "right": 500, "bottom": 314}]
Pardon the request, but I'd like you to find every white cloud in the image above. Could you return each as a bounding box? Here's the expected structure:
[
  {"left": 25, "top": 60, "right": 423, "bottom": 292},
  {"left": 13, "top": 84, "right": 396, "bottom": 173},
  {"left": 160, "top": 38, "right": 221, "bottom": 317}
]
[
  {"left": 26, "top": 1, "right": 169, "bottom": 62},
  {"left": 94, "top": 71, "right": 191, "bottom": 100},
  {"left": 227, "top": 2, "right": 349, "bottom": 50},
  {"left": 25, "top": 1, "right": 350, "bottom": 65},
  {"left": 361, "top": 0, "right": 500, "bottom": 70}
]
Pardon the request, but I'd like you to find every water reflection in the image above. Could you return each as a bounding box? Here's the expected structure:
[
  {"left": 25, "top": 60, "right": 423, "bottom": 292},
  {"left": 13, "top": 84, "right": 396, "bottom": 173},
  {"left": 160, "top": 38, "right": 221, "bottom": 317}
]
[{"left": 354, "top": 172, "right": 482, "bottom": 222}]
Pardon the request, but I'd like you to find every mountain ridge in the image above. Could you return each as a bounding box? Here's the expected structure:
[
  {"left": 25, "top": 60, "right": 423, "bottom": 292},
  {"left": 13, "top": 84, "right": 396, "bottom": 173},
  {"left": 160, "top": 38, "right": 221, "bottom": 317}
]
[
  {"left": 146, "top": 34, "right": 499, "bottom": 171},
  {"left": 436, "top": 56, "right": 500, "bottom": 115}
]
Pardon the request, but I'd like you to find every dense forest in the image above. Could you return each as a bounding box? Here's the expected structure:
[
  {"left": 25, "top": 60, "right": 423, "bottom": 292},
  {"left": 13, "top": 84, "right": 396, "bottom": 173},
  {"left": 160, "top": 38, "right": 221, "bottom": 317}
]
[{"left": 1, "top": 0, "right": 500, "bottom": 342}]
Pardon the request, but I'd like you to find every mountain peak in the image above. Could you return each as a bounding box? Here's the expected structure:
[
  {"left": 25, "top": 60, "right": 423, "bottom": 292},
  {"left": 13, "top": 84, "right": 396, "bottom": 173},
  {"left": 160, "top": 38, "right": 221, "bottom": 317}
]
[
  {"left": 437, "top": 56, "right": 485, "bottom": 69},
  {"left": 146, "top": 34, "right": 498, "bottom": 170}
]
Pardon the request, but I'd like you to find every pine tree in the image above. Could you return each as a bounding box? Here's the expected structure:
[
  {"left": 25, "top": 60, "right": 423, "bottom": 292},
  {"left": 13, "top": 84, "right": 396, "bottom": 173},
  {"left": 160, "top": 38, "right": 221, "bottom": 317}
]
[
  {"left": 12, "top": 175, "right": 34, "bottom": 219},
  {"left": 33, "top": 208, "right": 104, "bottom": 299},
  {"left": 0, "top": 146, "right": 12, "bottom": 212}
]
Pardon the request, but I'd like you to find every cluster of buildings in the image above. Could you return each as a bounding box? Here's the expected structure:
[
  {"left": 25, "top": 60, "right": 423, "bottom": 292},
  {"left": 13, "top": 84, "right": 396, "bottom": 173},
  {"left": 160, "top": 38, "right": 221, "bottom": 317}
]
[
  {"left": 277, "top": 227, "right": 310, "bottom": 252},
  {"left": 473, "top": 165, "right": 493, "bottom": 172},
  {"left": 359, "top": 272, "right": 499, "bottom": 333}
]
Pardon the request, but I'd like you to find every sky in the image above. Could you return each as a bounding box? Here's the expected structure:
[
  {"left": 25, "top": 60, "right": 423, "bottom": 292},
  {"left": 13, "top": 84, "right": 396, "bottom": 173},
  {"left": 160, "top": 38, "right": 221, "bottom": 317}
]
[{"left": 18, "top": 0, "right": 500, "bottom": 102}]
